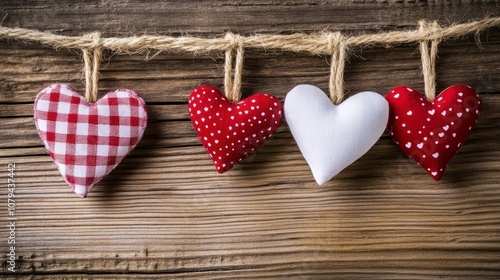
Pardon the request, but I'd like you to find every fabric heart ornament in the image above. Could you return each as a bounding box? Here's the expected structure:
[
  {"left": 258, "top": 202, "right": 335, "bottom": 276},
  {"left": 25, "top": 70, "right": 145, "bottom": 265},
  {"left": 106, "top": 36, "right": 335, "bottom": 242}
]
[
  {"left": 34, "top": 84, "right": 148, "bottom": 197},
  {"left": 285, "top": 84, "right": 389, "bottom": 185},
  {"left": 188, "top": 85, "right": 282, "bottom": 173},
  {"left": 386, "top": 85, "right": 481, "bottom": 180}
]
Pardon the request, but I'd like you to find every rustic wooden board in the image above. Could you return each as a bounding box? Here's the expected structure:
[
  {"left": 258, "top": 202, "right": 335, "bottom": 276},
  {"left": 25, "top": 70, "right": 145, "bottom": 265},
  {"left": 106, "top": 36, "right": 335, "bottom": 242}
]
[{"left": 1, "top": 1, "right": 500, "bottom": 278}]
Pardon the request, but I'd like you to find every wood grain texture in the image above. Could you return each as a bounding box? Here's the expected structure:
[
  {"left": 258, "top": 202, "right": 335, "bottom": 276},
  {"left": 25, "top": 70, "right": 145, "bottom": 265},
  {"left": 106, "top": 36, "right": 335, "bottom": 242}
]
[{"left": 1, "top": 1, "right": 500, "bottom": 278}]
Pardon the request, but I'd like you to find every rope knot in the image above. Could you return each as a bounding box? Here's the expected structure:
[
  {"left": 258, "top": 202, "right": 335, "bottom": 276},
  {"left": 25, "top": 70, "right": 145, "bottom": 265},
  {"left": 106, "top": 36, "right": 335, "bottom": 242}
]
[
  {"left": 327, "top": 32, "right": 346, "bottom": 54},
  {"left": 92, "top": 32, "right": 102, "bottom": 51},
  {"left": 225, "top": 32, "right": 243, "bottom": 50},
  {"left": 419, "top": 20, "right": 442, "bottom": 43}
]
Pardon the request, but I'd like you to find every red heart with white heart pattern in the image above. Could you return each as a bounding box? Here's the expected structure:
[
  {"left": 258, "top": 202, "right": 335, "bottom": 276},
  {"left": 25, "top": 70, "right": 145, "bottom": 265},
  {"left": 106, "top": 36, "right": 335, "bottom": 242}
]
[
  {"left": 188, "top": 85, "right": 282, "bottom": 173},
  {"left": 34, "top": 84, "right": 148, "bottom": 197},
  {"left": 386, "top": 84, "right": 481, "bottom": 180}
]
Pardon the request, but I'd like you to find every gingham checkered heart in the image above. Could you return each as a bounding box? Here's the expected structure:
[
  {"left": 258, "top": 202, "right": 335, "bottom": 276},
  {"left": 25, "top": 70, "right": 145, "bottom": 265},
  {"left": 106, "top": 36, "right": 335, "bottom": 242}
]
[{"left": 34, "top": 84, "right": 148, "bottom": 198}]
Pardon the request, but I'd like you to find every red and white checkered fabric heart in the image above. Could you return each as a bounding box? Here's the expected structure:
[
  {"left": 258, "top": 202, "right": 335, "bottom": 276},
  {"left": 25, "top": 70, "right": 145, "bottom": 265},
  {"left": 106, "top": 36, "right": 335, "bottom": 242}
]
[{"left": 34, "top": 84, "right": 148, "bottom": 197}]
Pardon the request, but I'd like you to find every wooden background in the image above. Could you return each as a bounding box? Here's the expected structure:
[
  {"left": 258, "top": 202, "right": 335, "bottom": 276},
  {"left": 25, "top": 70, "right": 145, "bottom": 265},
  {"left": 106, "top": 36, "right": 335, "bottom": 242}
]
[{"left": 1, "top": 1, "right": 500, "bottom": 279}]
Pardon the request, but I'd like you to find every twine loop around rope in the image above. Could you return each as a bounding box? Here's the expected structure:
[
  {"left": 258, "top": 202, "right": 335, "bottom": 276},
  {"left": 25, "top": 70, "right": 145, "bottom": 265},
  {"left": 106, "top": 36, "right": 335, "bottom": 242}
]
[
  {"left": 1, "top": 18, "right": 499, "bottom": 103},
  {"left": 327, "top": 32, "right": 349, "bottom": 105},
  {"left": 419, "top": 20, "right": 442, "bottom": 102},
  {"left": 224, "top": 32, "right": 244, "bottom": 103},
  {"left": 82, "top": 32, "right": 103, "bottom": 103}
]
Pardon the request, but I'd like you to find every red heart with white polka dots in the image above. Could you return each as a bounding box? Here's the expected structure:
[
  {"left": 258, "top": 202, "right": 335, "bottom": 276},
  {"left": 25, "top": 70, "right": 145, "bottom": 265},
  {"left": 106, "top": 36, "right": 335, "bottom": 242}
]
[
  {"left": 386, "top": 84, "right": 481, "bottom": 180},
  {"left": 188, "top": 85, "right": 282, "bottom": 173}
]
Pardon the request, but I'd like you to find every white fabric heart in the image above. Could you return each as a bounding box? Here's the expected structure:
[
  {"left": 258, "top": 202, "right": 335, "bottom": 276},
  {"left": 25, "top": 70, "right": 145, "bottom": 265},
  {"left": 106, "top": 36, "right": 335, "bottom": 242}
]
[{"left": 285, "top": 84, "right": 389, "bottom": 185}]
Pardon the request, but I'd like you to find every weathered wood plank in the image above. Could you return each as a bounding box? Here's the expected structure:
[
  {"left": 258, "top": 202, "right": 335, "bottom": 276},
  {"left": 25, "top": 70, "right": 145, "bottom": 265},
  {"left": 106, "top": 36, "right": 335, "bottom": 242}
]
[
  {"left": 1, "top": 0, "right": 499, "bottom": 34},
  {"left": 1, "top": 1, "right": 500, "bottom": 278}
]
